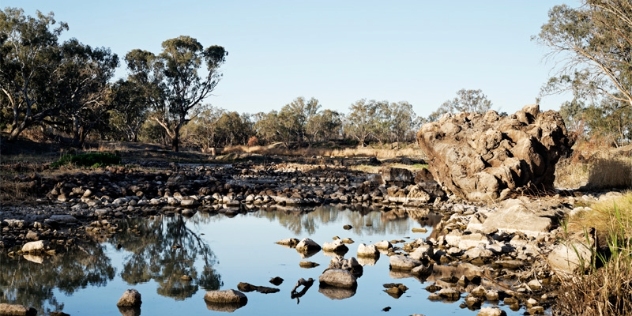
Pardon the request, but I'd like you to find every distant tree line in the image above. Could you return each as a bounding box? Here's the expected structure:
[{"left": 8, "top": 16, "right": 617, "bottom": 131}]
[
  {"left": 5, "top": 4, "right": 628, "bottom": 151},
  {"left": 1, "top": 8, "right": 496, "bottom": 151}
]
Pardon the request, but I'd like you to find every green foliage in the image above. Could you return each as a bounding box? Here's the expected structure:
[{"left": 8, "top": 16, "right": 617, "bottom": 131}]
[
  {"left": 560, "top": 97, "right": 632, "bottom": 146},
  {"left": 125, "top": 36, "right": 228, "bottom": 152},
  {"left": 181, "top": 106, "right": 254, "bottom": 150},
  {"left": 428, "top": 89, "right": 492, "bottom": 122},
  {"left": 50, "top": 151, "right": 121, "bottom": 168},
  {"left": 0, "top": 8, "right": 118, "bottom": 145},
  {"left": 536, "top": 1, "right": 632, "bottom": 107}
]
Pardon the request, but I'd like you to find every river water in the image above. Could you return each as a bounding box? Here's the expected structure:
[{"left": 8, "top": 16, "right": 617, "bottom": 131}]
[{"left": 0, "top": 207, "right": 526, "bottom": 315}]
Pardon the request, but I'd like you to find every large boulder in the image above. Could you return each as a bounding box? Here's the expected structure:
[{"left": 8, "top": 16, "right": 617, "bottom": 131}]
[{"left": 416, "top": 105, "right": 572, "bottom": 202}]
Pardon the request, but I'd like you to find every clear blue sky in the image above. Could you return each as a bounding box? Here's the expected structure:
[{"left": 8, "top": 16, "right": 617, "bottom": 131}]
[{"left": 2, "top": 1, "right": 578, "bottom": 118}]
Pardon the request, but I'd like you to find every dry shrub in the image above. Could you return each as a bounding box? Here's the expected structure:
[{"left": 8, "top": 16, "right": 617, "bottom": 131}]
[
  {"left": 555, "top": 193, "right": 632, "bottom": 315},
  {"left": 247, "top": 136, "right": 259, "bottom": 147},
  {"left": 555, "top": 255, "right": 632, "bottom": 316},
  {"left": 586, "top": 157, "right": 632, "bottom": 190},
  {"left": 554, "top": 157, "right": 590, "bottom": 189}
]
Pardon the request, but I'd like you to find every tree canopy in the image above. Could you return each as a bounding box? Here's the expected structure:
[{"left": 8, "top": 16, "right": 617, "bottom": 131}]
[
  {"left": 536, "top": 1, "right": 632, "bottom": 107},
  {"left": 125, "top": 36, "right": 227, "bottom": 152}
]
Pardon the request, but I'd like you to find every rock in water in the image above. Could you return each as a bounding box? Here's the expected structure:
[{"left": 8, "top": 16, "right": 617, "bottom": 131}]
[
  {"left": 295, "top": 238, "right": 321, "bottom": 253},
  {"left": 21, "top": 241, "right": 44, "bottom": 253},
  {"left": 117, "top": 289, "right": 142, "bottom": 308},
  {"left": 318, "top": 269, "right": 357, "bottom": 289},
  {"left": 357, "top": 243, "right": 379, "bottom": 258},
  {"left": 204, "top": 289, "right": 248, "bottom": 305},
  {"left": 417, "top": 105, "right": 572, "bottom": 202}
]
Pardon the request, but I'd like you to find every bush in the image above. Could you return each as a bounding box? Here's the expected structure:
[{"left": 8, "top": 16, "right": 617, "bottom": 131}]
[
  {"left": 51, "top": 151, "right": 121, "bottom": 169},
  {"left": 555, "top": 193, "right": 632, "bottom": 315},
  {"left": 247, "top": 136, "right": 259, "bottom": 147}
]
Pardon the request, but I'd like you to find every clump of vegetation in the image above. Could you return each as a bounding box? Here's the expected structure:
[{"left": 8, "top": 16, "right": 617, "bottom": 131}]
[
  {"left": 51, "top": 151, "right": 121, "bottom": 169},
  {"left": 555, "top": 192, "right": 632, "bottom": 315}
]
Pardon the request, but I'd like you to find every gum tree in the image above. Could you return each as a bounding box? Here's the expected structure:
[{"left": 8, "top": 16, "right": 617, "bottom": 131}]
[
  {"left": 536, "top": 1, "right": 632, "bottom": 107},
  {"left": 126, "top": 36, "right": 227, "bottom": 152},
  {"left": 0, "top": 8, "right": 68, "bottom": 140}
]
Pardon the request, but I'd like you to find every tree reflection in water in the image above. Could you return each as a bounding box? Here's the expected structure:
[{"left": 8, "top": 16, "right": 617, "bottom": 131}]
[
  {"left": 253, "top": 206, "right": 428, "bottom": 236},
  {"left": 0, "top": 243, "right": 115, "bottom": 315},
  {"left": 110, "top": 215, "right": 222, "bottom": 301}
]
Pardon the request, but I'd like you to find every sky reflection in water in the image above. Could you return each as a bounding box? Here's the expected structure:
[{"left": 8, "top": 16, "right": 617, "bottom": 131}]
[{"left": 0, "top": 206, "right": 525, "bottom": 315}]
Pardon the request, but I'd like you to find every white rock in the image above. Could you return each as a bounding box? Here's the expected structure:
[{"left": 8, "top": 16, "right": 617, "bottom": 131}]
[
  {"left": 409, "top": 243, "right": 433, "bottom": 260},
  {"left": 357, "top": 243, "right": 379, "bottom": 258},
  {"left": 478, "top": 306, "right": 506, "bottom": 316},
  {"left": 21, "top": 241, "right": 44, "bottom": 253}
]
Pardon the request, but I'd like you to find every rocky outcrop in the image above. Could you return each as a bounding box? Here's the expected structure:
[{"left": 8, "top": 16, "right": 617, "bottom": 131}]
[{"left": 417, "top": 105, "right": 572, "bottom": 201}]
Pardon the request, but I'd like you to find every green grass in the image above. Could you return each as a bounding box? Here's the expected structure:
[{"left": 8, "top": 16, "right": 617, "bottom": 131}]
[
  {"left": 554, "top": 192, "right": 632, "bottom": 315},
  {"left": 50, "top": 151, "right": 121, "bottom": 169}
]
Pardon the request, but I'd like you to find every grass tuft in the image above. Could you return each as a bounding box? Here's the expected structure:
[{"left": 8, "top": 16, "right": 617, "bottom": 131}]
[{"left": 554, "top": 192, "right": 632, "bottom": 315}]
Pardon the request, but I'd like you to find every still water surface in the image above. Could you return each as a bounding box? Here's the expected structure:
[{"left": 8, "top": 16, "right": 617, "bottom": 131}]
[{"left": 0, "top": 207, "right": 525, "bottom": 315}]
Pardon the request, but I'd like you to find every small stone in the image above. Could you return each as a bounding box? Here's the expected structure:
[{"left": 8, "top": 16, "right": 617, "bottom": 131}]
[
  {"left": 269, "top": 277, "right": 283, "bottom": 286},
  {"left": 528, "top": 306, "right": 545, "bottom": 315},
  {"left": 204, "top": 289, "right": 248, "bottom": 304},
  {"left": 412, "top": 227, "right": 428, "bottom": 233},
  {"left": 477, "top": 306, "right": 507, "bottom": 316},
  {"left": 117, "top": 289, "right": 142, "bottom": 308},
  {"left": 299, "top": 261, "right": 319, "bottom": 268}
]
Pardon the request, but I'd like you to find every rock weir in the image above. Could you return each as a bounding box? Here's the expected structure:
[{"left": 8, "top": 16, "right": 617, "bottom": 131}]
[{"left": 416, "top": 105, "right": 573, "bottom": 201}]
